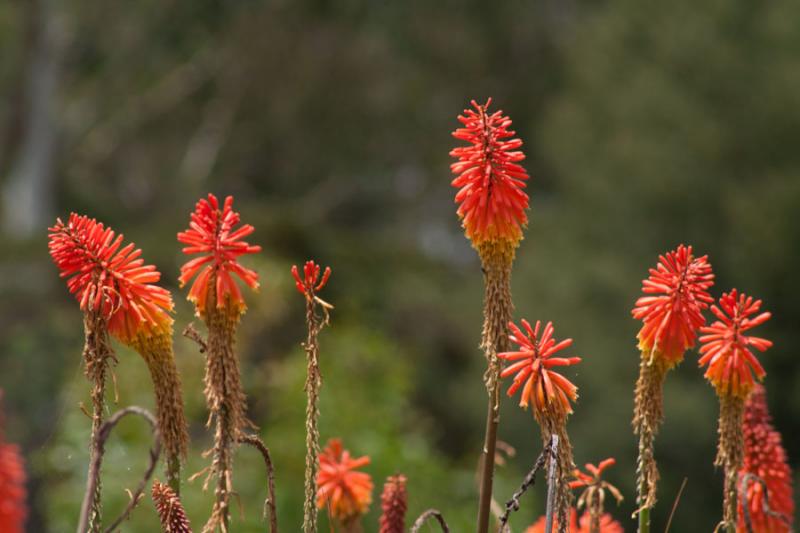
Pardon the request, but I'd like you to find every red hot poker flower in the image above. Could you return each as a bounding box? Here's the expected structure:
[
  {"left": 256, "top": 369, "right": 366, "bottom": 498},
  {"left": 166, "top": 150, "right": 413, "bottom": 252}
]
[
  {"left": 178, "top": 194, "right": 261, "bottom": 315},
  {"left": 316, "top": 438, "right": 373, "bottom": 524},
  {"left": 292, "top": 260, "right": 331, "bottom": 299},
  {"left": 151, "top": 480, "right": 192, "bottom": 533},
  {"left": 450, "top": 98, "right": 530, "bottom": 248},
  {"left": 379, "top": 474, "right": 408, "bottom": 533},
  {"left": 738, "top": 385, "right": 794, "bottom": 533},
  {"left": 698, "top": 290, "right": 772, "bottom": 398},
  {"left": 570, "top": 458, "right": 618, "bottom": 490},
  {"left": 631, "top": 244, "right": 714, "bottom": 366},
  {"left": 48, "top": 214, "right": 173, "bottom": 343},
  {"left": 526, "top": 509, "right": 623, "bottom": 533},
  {"left": 498, "top": 320, "right": 581, "bottom": 418}
]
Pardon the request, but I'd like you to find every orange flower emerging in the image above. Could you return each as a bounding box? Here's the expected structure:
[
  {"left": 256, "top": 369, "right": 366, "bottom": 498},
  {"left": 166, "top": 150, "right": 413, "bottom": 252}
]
[
  {"left": 699, "top": 290, "right": 772, "bottom": 398},
  {"left": 737, "top": 385, "right": 794, "bottom": 533},
  {"left": 178, "top": 194, "right": 261, "bottom": 315},
  {"left": 450, "top": 98, "right": 530, "bottom": 248},
  {"left": 498, "top": 320, "right": 581, "bottom": 417},
  {"left": 316, "top": 439, "right": 373, "bottom": 524},
  {"left": 570, "top": 458, "right": 618, "bottom": 491},
  {"left": 48, "top": 213, "right": 173, "bottom": 342},
  {"left": 152, "top": 480, "right": 192, "bottom": 533},
  {"left": 0, "top": 393, "right": 26, "bottom": 533},
  {"left": 379, "top": 474, "right": 407, "bottom": 533},
  {"left": 526, "top": 509, "right": 623, "bottom": 533},
  {"left": 631, "top": 244, "right": 714, "bottom": 366},
  {"left": 291, "top": 260, "right": 331, "bottom": 299}
]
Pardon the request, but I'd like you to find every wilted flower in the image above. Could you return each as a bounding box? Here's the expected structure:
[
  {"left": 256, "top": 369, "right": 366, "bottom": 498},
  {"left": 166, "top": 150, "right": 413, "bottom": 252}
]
[
  {"left": 379, "top": 474, "right": 407, "bottom": 533},
  {"left": 631, "top": 244, "right": 714, "bottom": 366},
  {"left": 499, "top": 320, "right": 581, "bottom": 418},
  {"left": 317, "top": 439, "right": 373, "bottom": 524},
  {"left": 525, "top": 508, "right": 623, "bottom": 533},
  {"left": 48, "top": 213, "right": 174, "bottom": 342},
  {"left": 178, "top": 194, "right": 261, "bottom": 317},
  {"left": 737, "top": 385, "right": 793, "bottom": 533},
  {"left": 699, "top": 289, "right": 772, "bottom": 398},
  {"left": 152, "top": 480, "right": 192, "bottom": 533},
  {"left": 450, "top": 98, "right": 530, "bottom": 249}
]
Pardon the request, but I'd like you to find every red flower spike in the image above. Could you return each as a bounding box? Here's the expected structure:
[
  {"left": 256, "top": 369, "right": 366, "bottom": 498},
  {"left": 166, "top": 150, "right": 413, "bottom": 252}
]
[
  {"left": 631, "top": 244, "right": 714, "bottom": 366},
  {"left": 737, "top": 385, "right": 794, "bottom": 533},
  {"left": 316, "top": 439, "right": 373, "bottom": 524},
  {"left": 48, "top": 214, "right": 174, "bottom": 343},
  {"left": 698, "top": 290, "right": 772, "bottom": 398},
  {"left": 526, "top": 509, "right": 623, "bottom": 533},
  {"left": 379, "top": 474, "right": 408, "bottom": 533},
  {"left": 0, "top": 392, "right": 26, "bottom": 533},
  {"left": 151, "top": 480, "right": 192, "bottom": 533},
  {"left": 291, "top": 260, "right": 331, "bottom": 299},
  {"left": 178, "top": 194, "right": 261, "bottom": 314},
  {"left": 498, "top": 320, "right": 581, "bottom": 417},
  {"left": 450, "top": 98, "right": 530, "bottom": 247}
]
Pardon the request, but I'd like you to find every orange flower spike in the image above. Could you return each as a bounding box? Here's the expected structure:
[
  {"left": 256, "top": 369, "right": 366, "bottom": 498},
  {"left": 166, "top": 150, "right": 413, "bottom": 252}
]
[
  {"left": 48, "top": 214, "right": 174, "bottom": 342},
  {"left": 291, "top": 260, "right": 331, "bottom": 298},
  {"left": 178, "top": 194, "right": 261, "bottom": 315},
  {"left": 316, "top": 439, "right": 373, "bottom": 524},
  {"left": 631, "top": 244, "right": 714, "bottom": 366},
  {"left": 499, "top": 320, "right": 581, "bottom": 416},
  {"left": 699, "top": 290, "right": 772, "bottom": 398},
  {"left": 450, "top": 98, "right": 530, "bottom": 248}
]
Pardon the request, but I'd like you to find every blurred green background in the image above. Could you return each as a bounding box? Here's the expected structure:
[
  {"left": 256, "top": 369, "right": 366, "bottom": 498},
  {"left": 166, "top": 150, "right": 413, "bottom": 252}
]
[{"left": 1, "top": 0, "right": 798, "bottom": 531}]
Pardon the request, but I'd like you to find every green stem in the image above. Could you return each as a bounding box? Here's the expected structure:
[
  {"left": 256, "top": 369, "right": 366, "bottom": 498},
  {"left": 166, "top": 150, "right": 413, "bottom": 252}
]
[
  {"left": 166, "top": 453, "right": 181, "bottom": 495},
  {"left": 638, "top": 507, "right": 650, "bottom": 533}
]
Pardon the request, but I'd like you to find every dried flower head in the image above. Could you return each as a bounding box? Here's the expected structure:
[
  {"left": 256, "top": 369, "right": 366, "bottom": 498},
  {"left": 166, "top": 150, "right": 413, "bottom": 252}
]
[
  {"left": 525, "top": 508, "right": 623, "bottom": 533},
  {"left": 292, "top": 260, "right": 331, "bottom": 300},
  {"left": 48, "top": 213, "right": 174, "bottom": 342},
  {"left": 631, "top": 244, "right": 714, "bottom": 366},
  {"left": 0, "top": 392, "right": 26, "bottom": 533},
  {"left": 152, "top": 480, "right": 192, "bottom": 533},
  {"left": 498, "top": 320, "right": 581, "bottom": 418},
  {"left": 379, "top": 474, "right": 407, "bottom": 533},
  {"left": 178, "top": 194, "right": 261, "bottom": 317},
  {"left": 699, "top": 290, "right": 772, "bottom": 398},
  {"left": 316, "top": 438, "right": 373, "bottom": 524},
  {"left": 450, "top": 98, "right": 530, "bottom": 248},
  {"left": 737, "top": 385, "right": 794, "bottom": 533}
]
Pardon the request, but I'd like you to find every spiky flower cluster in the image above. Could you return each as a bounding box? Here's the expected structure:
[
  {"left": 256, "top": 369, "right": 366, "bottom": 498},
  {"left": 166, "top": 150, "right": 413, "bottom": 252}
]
[
  {"left": 292, "top": 260, "right": 331, "bottom": 300},
  {"left": 499, "top": 320, "right": 581, "bottom": 419},
  {"left": 526, "top": 509, "right": 623, "bottom": 533},
  {"left": 738, "top": 385, "right": 794, "bottom": 533},
  {"left": 450, "top": 98, "right": 530, "bottom": 249},
  {"left": 316, "top": 439, "right": 373, "bottom": 524},
  {"left": 379, "top": 475, "right": 407, "bottom": 533},
  {"left": 48, "top": 213, "right": 174, "bottom": 342},
  {"left": 631, "top": 244, "right": 714, "bottom": 366},
  {"left": 699, "top": 290, "right": 772, "bottom": 398},
  {"left": 178, "top": 194, "right": 261, "bottom": 317},
  {"left": 152, "top": 481, "right": 192, "bottom": 533}
]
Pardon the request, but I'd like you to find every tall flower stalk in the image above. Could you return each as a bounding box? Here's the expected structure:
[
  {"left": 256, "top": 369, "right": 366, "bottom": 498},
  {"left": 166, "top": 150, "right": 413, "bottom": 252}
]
[
  {"left": 737, "top": 384, "right": 794, "bottom": 532},
  {"left": 498, "top": 319, "right": 581, "bottom": 532},
  {"left": 630, "top": 245, "right": 713, "bottom": 531},
  {"left": 698, "top": 290, "right": 772, "bottom": 532},
  {"left": 316, "top": 438, "right": 373, "bottom": 533},
  {"left": 450, "top": 98, "right": 530, "bottom": 533},
  {"left": 292, "top": 260, "right": 332, "bottom": 533},
  {"left": 49, "top": 214, "right": 190, "bottom": 526},
  {"left": 178, "top": 194, "right": 261, "bottom": 532},
  {"left": 570, "top": 458, "right": 623, "bottom": 533}
]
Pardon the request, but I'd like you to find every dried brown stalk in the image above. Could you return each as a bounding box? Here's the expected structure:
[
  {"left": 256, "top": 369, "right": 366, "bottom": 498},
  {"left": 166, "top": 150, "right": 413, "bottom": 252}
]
[
  {"left": 76, "top": 406, "right": 161, "bottom": 533},
  {"left": 410, "top": 509, "right": 450, "bottom": 533},
  {"left": 498, "top": 435, "right": 556, "bottom": 532},
  {"left": 476, "top": 240, "right": 515, "bottom": 533},
  {"left": 716, "top": 395, "right": 745, "bottom": 532},
  {"left": 238, "top": 434, "right": 278, "bottom": 533}
]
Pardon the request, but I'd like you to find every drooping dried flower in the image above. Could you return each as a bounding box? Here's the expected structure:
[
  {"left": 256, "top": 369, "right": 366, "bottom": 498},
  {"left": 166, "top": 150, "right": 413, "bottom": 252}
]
[
  {"left": 0, "top": 392, "right": 26, "bottom": 533},
  {"left": 499, "top": 320, "right": 581, "bottom": 418},
  {"left": 48, "top": 213, "right": 174, "bottom": 342},
  {"left": 317, "top": 439, "right": 373, "bottom": 525},
  {"left": 450, "top": 98, "right": 530, "bottom": 249},
  {"left": 178, "top": 194, "right": 261, "bottom": 317},
  {"left": 525, "top": 508, "right": 623, "bottom": 533},
  {"left": 379, "top": 475, "right": 408, "bottom": 533},
  {"left": 699, "top": 289, "right": 772, "bottom": 399},
  {"left": 631, "top": 244, "right": 714, "bottom": 367},
  {"left": 738, "top": 385, "right": 794, "bottom": 533},
  {"left": 152, "top": 480, "right": 192, "bottom": 533}
]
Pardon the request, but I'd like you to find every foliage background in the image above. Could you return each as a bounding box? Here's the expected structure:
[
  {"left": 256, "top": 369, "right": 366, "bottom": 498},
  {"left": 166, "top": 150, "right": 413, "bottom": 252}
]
[{"left": 0, "top": 1, "right": 798, "bottom": 531}]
